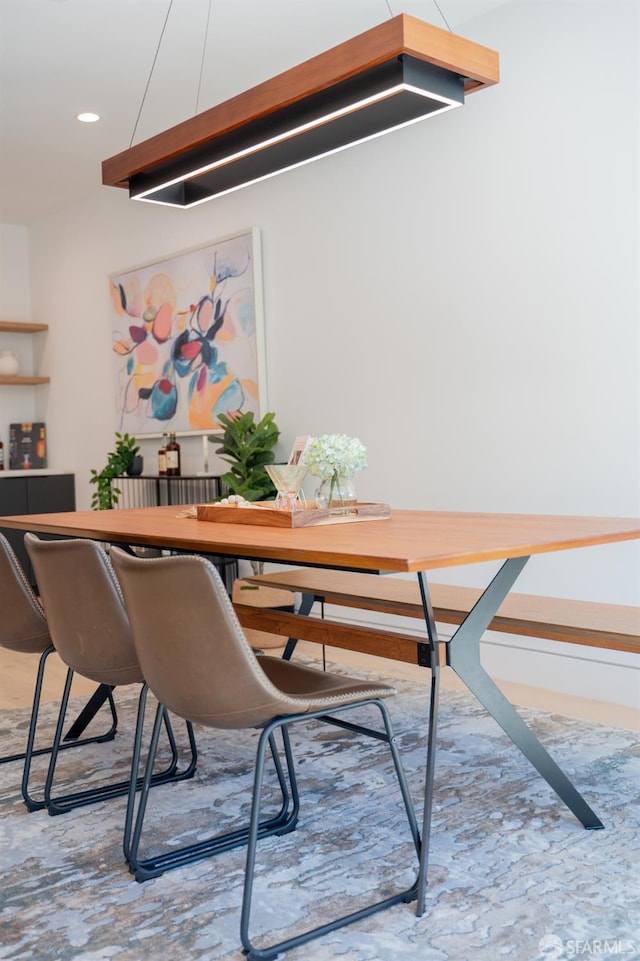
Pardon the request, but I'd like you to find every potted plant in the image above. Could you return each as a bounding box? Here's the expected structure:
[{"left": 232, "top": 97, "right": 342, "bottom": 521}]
[
  {"left": 90, "top": 432, "right": 141, "bottom": 510},
  {"left": 208, "top": 410, "right": 280, "bottom": 502},
  {"left": 208, "top": 410, "right": 293, "bottom": 651}
]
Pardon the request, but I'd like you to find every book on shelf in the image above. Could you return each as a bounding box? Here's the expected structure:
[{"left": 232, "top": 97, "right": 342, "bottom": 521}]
[{"left": 9, "top": 422, "right": 46, "bottom": 470}]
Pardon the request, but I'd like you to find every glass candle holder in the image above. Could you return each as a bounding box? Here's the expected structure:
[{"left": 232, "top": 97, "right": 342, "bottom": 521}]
[{"left": 265, "top": 464, "right": 308, "bottom": 511}]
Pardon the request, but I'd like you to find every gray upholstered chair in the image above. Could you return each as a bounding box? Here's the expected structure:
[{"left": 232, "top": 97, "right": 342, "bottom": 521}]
[
  {"left": 0, "top": 532, "right": 117, "bottom": 811},
  {"left": 111, "top": 547, "right": 420, "bottom": 961},
  {"left": 24, "top": 533, "right": 197, "bottom": 815}
]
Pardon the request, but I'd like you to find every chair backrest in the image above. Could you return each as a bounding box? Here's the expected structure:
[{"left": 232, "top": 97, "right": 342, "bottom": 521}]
[
  {"left": 0, "top": 533, "right": 51, "bottom": 654},
  {"left": 110, "top": 548, "right": 304, "bottom": 729},
  {"left": 25, "top": 534, "right": 143, "bottom": 686}
]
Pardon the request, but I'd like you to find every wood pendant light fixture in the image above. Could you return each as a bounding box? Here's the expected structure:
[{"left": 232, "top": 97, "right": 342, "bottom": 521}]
[{"left": 102, "top": 13, "right": 499, "bottom": 208}]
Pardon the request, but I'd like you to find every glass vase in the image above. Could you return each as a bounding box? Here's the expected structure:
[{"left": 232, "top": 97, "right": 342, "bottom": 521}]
[{"left": 315, "top": 474, "right": 357, "bottom": 513}]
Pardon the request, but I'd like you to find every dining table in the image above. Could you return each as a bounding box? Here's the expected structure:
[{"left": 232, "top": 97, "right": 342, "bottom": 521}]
[{"left": 3, "top": 503, "right": 639, "bottom": 916}]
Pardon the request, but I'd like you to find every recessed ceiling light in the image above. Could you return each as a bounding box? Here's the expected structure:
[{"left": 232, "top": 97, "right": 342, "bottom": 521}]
[{"left": 77, "top": 112, "right": 101, "bottom": 123}]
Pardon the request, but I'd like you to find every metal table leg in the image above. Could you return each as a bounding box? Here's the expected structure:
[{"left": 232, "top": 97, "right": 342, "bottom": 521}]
[
  {"left": 63, "top": 683, "right": 115, "bottom": 740},
  {"left": 415, "top": 572, "right": 441, "bottom": 917},
  {"left": 417, "top": 557, "right": 604, "bottom": 915},
  {"left": 415, "top": 557, "right": 603, "bottom": 914},
  {"left": 282, "top": 591, "right": 315, "bottom": 660},
  {"left": 447, "top": 557, "right": 603, "bottom": 828}
]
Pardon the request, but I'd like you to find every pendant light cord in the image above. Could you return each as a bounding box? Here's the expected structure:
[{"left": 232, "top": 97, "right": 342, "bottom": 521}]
[
  {"left": 384, "top": 0, "right": 451, "bottom": 32},
  {"left": 432, "top": 0, "right": 452, "bottom": 32},
  {"left": 131, "top": 0, "right": 454, "bottom": 148},
  {"left": 129, "top": 0, "right": 175, "bottom": 147},
  {"left": 195, "top": 0, "right": 213, "bottom": 115}
]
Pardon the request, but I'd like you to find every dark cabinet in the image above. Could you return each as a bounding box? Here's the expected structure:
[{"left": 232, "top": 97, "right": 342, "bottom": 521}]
[{"left": 0, "top": 473, "right": 75, "bottom": 586}]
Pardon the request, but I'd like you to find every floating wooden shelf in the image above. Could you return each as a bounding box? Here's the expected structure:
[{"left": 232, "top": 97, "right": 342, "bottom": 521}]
[
  {"left": 0, "top": 375, "right": 50, "bottom": 385},
  {"left": 0, "top": 320, "right": 50, "bottom": 383},
  {"left": 0, "top": 321, "right": 49, "bottom": 333}
]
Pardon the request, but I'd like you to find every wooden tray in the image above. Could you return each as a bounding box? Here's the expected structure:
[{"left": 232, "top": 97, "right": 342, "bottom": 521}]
[{"left": 196, "top": 501, "right": 391, "bottom": 528}]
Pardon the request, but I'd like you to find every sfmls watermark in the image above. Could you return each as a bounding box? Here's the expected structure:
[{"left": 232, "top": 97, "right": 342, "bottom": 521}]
[{"left": 538, "top": 935, "right": 638, "bottom": 958}]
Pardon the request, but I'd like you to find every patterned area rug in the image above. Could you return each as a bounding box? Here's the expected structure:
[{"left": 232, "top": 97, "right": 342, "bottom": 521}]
[{"left": 1, "top": 661, "right": 638, "bottom": 961}]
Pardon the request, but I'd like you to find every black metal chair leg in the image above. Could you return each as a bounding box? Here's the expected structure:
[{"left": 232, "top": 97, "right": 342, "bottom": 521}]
[
  {"left": 125, "top": 707, "right": 299, "bottom": 882},
  {"left": 125, "top": 698, "right": 167, "bottom": 871},
  {"left": 63, "top": 683, "right": 117, "bottom": 741},
  {"left": 43, "top": 680, "right": 197, "bottom": 817},
  {"left": 42, "top": 665, "right": 75, "bottom": 812},
  {"left": 20, "top": 645, "right": 58, "bottom": 812},
  {"left": 8, "top": 647, "right": 118, "bottom": 812},
  {"left": 240, "top": 702, "right": 420, "bottom": 960},
  {"left": 269, "top": 729, "right": 299, "bottom": 837},
  {"left": 123, "top": 682, "right": 152, "bottom": 864},
  {"left": 123, "top": 686, "right": 202, "bottom": 864}
]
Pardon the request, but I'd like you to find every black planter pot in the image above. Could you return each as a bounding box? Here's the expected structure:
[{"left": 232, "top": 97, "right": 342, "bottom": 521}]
[{"left": 127, "top": 455, "right": 144, "bottom": 476}]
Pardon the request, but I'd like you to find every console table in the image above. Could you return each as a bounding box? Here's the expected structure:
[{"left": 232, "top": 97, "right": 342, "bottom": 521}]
[
  {"left": 111, "top": 474, "right": 222, "bottom": 508},
  {"left": 110, "top": 475, "right": 237, "bottom": 592}
]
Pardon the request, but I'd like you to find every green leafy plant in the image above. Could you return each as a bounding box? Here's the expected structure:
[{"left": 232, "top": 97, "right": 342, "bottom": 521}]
[
  {"left": 208, "top": 411, "right": 280, "bottom": 502},
  {"left": 90, "top": 432, "right": 141, "bottom": 510}
]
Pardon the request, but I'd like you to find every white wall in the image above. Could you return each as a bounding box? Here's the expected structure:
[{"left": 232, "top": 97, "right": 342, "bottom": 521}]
[
  {"left": 0, "top": 224, "right": 39, "bottom": 433},
  {"left": 2, "top": 1, "right": 639, "bottom": 707}
]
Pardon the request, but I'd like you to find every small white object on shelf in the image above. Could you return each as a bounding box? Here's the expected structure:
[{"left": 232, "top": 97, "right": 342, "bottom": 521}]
[{"left": 0, "top": 349, "right": 20, "bottom": 375}]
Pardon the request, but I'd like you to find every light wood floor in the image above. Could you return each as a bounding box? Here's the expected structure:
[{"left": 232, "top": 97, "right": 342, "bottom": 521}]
[
  {"left": 0, "top": 648, "right": 96, "bottom": 709},
  {"left": 1, "top": 642, "right": 637, "bottom": 731}
]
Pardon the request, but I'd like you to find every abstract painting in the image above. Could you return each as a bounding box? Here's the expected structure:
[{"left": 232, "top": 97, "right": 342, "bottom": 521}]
[{"left": 109, "top": 228, "right": 265, "bottom": 436}]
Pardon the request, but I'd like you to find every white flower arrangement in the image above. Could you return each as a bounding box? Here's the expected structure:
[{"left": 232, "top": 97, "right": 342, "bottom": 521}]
[{"left": 301, "top": 434, "right": 367, "bottom": 480}]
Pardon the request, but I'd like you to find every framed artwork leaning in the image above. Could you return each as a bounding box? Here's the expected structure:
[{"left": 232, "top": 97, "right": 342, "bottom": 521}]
[{"left": 109, "top": 227, "right": 266, "bottom": 437}]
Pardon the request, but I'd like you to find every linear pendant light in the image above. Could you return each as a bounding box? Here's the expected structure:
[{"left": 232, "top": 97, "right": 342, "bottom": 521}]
[{"left": 102, "top": 13, "right": 499, "bottom": 208}]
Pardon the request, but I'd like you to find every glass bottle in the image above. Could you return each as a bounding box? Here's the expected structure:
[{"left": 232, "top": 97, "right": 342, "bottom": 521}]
[
  {"left": 37, "top": 426, "right": 46, "bottom": 464},
  {"left": 158, "top": 433, "right": 168, "bottom": 476},
  {"left": 166, "top": 432, "right": 181, "bottom": 476},
  {"left": 0, "top": 439, "right": 4, "bottom": 471}
]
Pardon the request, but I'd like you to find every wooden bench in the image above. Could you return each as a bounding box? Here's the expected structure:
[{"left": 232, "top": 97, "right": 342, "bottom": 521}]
[{"left": 234, "top": 568, "right": 640, "bottom": 667}]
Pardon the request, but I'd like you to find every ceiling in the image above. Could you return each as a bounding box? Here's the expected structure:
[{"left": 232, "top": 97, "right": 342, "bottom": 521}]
[{"left": 0, "top": 0, "right": 509, "bottom": 226}]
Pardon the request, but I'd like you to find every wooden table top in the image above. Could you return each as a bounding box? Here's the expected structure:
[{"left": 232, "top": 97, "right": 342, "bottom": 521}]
[{"left": 2, "top": 506, "right": 639, "bottom": 573}]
